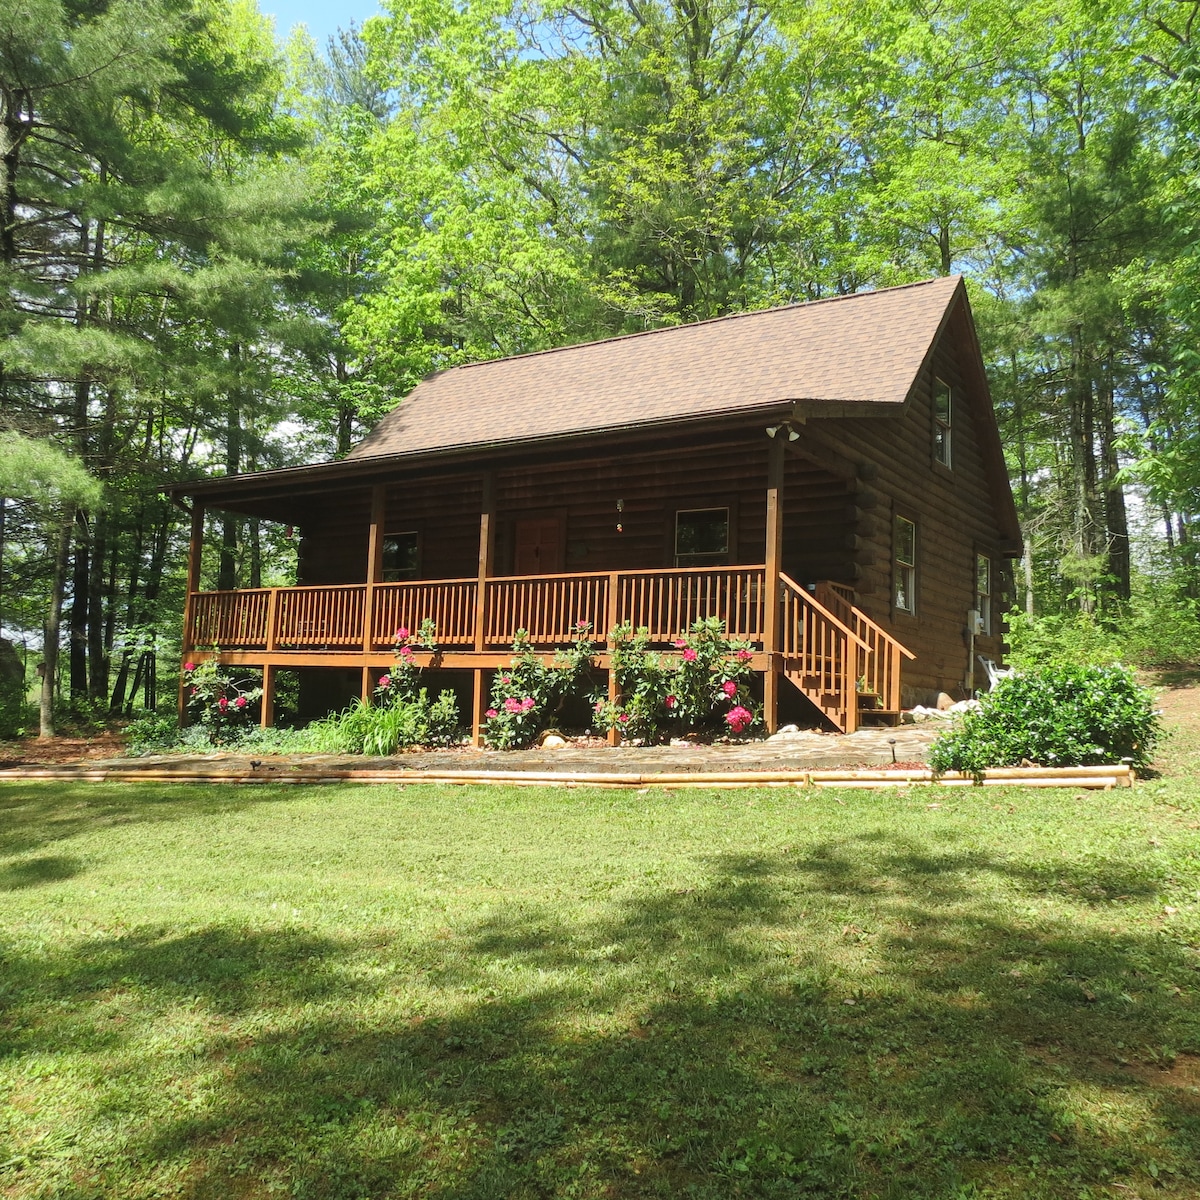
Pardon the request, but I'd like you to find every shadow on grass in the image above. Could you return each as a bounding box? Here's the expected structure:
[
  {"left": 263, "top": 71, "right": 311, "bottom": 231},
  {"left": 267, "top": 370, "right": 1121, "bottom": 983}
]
[
  {"left": 0, "top": 853, "right": 82, "bottom": 890},
  {"left": 2, "top": 835, "right": 1197, "bottom": 1198},
  {"left": 0, "top": 781, "right": 294, "bottom": 857}
]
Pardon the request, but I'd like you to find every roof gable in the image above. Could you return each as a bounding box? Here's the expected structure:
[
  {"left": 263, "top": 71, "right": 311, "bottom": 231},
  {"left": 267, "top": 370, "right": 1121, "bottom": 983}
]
[{"left": 348, "top": 275, "right": 964, "bottom": 460}]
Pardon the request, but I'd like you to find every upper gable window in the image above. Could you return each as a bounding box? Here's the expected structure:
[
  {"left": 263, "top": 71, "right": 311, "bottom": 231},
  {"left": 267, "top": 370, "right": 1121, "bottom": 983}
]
[
  {"left": 675, "top": 508, "right": 729, "bottom": 567},
  {"left": 933, "top": 379, "right": 952, "bottom": 467}
]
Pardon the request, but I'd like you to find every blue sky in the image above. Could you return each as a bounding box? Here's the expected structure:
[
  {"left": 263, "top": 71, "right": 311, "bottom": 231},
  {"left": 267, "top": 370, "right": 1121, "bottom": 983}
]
[{"left": 263, "top": 0, "right": 383, "bottom": 52}]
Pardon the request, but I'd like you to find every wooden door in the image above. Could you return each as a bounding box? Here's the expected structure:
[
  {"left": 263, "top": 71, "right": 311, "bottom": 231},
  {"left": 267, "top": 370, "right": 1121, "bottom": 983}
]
[{"left": 514, "top": 517, "right": 563, "bottom": 575}]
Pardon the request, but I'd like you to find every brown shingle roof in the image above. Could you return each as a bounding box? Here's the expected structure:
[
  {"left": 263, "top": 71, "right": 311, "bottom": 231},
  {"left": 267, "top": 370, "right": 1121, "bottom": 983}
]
[{"left": 348, "top": 275, "right": 963, "bottom": 460}]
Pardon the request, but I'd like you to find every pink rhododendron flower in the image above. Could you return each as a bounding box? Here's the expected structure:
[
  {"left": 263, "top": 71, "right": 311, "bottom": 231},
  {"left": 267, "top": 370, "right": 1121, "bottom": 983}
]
[
  {"left": 682, "top": 647, "right": 698, "bottom": 662},
  {"left": 190, "top": 686, "right": 197, "bottom": 696},
  {"left": 664, "top": 695, "right": 678, "bottom": 709},
  {"left": 593, "top": 700, "right": 605, "bottom": 713},
  {"left": 737, "top": 649, "right": 753, "bottom": 662},
  {"left": 618, "top": 713, "right": 629, "bottom": 723},
  {"left": 184, "top": 662, "right": 195, "bottom": 672},
  {"left": 521, "top": 697, "right": 535, "bottom": 712},
  {"left": 399, "top": 645, "right": 413, "bottom": 659},
  {"left": 725, "top": 705, "right": 752, "bottom": 734},
  {"left": 673, "top": 638, "right": 687, "bottom": 649},
  {"left": 501, "top": 675, "right": 511, "bottom": 684},
  {"left": 217, "top": 696, "right": 229, "bottom": 710},
  {"left": 395, "top": 627, "right": 408, "bottom": 640},
  {"left": 379, "top": 674, "right": 391, "bottom": 688},
  {"left": 504, "top": 697, "right": 522, "bottom": 714},
  {"left": 722, "top": 679, "right": 738, "bottom": 698},
  {"left": 235, "top": 696, "right": 247, "bottom": 708},
  {"left": 486, "top": 708, "right": 498, "bottom": 719}
]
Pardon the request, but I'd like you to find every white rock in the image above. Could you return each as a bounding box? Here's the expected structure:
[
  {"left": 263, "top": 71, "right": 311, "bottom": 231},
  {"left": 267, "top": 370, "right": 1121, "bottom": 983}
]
[{"left": 540, "top": 734, "right": 568, "bottom": 749}]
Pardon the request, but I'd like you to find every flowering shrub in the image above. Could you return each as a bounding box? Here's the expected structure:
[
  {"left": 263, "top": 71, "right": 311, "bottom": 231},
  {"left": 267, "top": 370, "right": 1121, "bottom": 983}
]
[
  {"left": 340, "top": 618, "right": 460, "bottom": 752},
  {"left": 598, "top": 618, "right": 759, "bottom": 743},
  {"left": 484, "top": 622, "right": 602, "bottom": 749},
  {"left": 184, "top": 657, "right": 262, "bottom": 743}
]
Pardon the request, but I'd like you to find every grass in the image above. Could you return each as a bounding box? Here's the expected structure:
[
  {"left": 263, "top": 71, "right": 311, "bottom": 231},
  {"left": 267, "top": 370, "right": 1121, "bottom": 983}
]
[{"left": 1, "top": 757, "right": 1199, "bottom": 1195}]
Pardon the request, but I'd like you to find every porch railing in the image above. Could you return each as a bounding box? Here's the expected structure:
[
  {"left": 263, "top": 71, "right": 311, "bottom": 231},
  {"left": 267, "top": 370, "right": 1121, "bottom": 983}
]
[
  {"left": 188, "top": 565, "right": 769, "bottom": 654},
  {"left": 185, "top": 565, "right": 912, "bottom": 733}
]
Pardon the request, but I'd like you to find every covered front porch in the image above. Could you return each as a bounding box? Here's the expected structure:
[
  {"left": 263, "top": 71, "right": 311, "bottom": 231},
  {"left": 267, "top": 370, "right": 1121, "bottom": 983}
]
[{"left": 175, "top": 429, "right": 914, "bottom": 740}]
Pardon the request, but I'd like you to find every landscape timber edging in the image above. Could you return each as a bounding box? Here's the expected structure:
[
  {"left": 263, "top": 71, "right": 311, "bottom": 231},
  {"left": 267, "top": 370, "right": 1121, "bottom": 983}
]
[{"left": 0, "top": 764, "right": 1134, "bottom": 789}]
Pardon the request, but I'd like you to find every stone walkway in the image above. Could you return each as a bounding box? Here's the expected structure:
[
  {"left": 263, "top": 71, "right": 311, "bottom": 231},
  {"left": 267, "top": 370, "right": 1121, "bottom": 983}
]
[{"left": 68, "top": 722, "right": 943, "bottom": 777}]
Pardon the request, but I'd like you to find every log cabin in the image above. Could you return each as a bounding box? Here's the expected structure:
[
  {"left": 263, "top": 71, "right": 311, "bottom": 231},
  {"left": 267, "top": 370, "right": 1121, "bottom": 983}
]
[{"left": 168, "top": 274, "right": 1021, "bottom": 740}]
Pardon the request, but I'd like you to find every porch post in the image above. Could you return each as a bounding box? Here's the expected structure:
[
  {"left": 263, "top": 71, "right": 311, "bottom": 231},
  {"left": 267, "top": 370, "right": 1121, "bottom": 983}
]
[
  {"left": 178, "top": 503, "right": 204, "bottom": 726},
  {"left": 763, "top": 437, "right": 785, "bottom": 733},
  {"left": 261, "top": 588, "right": 279, "bottom": 728},
  {"left": 362, "top": 484, "right": 387, "bottom": 703},
  {"left": 471, "top": 471, "right": 496, "bottom": 746}
]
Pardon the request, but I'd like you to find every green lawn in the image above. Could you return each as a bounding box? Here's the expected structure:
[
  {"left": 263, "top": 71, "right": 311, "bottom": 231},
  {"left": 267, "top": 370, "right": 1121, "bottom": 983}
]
[{"left": 1, "top": 767, "right": 1198, "bottom": 1198}]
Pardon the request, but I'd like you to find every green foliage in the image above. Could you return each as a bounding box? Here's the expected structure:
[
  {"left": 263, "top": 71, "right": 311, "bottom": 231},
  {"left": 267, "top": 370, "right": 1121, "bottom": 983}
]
[
  {"left": 0, "top": 675, "right": 33, "bottom": 740},
  {"left": 124, "top": 712, "right": 184, "bottom": 755},
  {"left": 484, "top": 624, "right": 602, "bottom": 750},
  {"left": 600, "top": 617, "right": 757, "bottom": 743},
  {"left": 1004, "top": 609, "right": 1125, "bottom": 670},
  {"left": 183, "top": 658, "right": 263, "bottom": 743},
  {"left": 307, "top": 691, "right": 460, "bottom": 755},
  {"left": 0, "top": 433, "right": 103, "bottom": 511},
  {"left": 930, "top": 665, "right": 1161, "bottom": 776}
]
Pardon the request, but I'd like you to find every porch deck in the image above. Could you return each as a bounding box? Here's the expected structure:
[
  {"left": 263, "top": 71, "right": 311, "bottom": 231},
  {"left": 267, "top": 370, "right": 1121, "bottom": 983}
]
[{"left": 183, "top": 565, "right": 913, "bottom": 735}]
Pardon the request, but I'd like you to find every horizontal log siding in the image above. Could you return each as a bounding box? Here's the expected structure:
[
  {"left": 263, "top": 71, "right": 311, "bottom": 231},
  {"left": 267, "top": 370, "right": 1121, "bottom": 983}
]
[{"left": 810, "top": 315, "right": 1010, "bottom": 700}]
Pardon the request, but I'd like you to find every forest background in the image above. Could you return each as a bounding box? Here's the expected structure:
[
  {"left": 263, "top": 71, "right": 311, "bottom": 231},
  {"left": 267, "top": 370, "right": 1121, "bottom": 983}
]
[{"left": 4, "top": 0, "right": 1200, "bottom": 736}]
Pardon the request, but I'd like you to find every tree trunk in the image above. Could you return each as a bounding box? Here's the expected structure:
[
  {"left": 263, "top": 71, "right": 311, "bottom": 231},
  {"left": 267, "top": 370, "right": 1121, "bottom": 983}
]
[
  {"left": 39, "top": 511, "right": 72, "bottom": 738},
  {"left": 218, "top": 366, "right": 242, "bottom": 591},
  {"left": 88, "top": 508, "right": 109, "bottom": 702},
  {"left": 69, "top": 511, "right": 89, "bottom": 699}
]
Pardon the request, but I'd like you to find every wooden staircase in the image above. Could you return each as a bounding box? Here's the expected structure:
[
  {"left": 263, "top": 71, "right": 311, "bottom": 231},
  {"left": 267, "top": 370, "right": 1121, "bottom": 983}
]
[{"left": 777, "top": 574, "right": 915, "bottom": 733}]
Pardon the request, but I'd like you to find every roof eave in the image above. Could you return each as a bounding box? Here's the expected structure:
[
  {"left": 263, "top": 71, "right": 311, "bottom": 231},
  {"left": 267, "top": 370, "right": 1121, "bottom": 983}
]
[{"left": 167, "top": 398, "right": 903, "bottom": 506}]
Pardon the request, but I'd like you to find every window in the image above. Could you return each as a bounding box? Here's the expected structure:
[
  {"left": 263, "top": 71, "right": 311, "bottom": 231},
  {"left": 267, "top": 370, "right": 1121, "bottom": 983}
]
[
  {"left": 933, "top": 379, "right": 952, "bottom": 467},
  {"left": 675, "top": 508, "right": 729, "bottom": 567},
  {"left": 382, "top": 532, "right": 420, "bottom": 582},
  {"left": 894, "top": 516, "right": 916, "bottom": 614},
  {"left": 976, "top": 554, "right": 992, "bottom": 636}
]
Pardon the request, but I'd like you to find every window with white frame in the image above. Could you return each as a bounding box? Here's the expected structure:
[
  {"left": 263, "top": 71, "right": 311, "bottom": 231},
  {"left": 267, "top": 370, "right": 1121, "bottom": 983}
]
[
  {"left": 675, "top": 508, "right": 730, "bottom": 567},
  {"left": 894, "top": 516, "right": 916, "bottom": 614},
  {"left": 976, "top": 554, "right": 992, "bottom": 636},
  {"left": 933, "top": 379, "right": 952, "bottom": 467}
]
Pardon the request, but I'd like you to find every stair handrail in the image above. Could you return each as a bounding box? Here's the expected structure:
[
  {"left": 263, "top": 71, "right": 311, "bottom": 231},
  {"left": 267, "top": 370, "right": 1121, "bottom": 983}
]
[
  {"left": 778, "top": 574, "right": 870, "bottom": 651},
  {"left": 815, "top": 582, "right": 915, "bottom": 662}
]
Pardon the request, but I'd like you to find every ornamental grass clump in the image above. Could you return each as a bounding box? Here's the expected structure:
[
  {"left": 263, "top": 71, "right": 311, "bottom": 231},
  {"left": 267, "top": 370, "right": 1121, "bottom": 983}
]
[
  {"left": 599, "top": 617, "right": 758, "bottom": 743},
  {"left": 928, "top": 664, "right": 1160, "bottom": 777}
]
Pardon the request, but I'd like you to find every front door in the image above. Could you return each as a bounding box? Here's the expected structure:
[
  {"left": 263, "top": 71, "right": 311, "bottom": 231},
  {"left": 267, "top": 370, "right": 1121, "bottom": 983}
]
[{"left": 514, "top": 517, "right": 563, "bottom": 575}]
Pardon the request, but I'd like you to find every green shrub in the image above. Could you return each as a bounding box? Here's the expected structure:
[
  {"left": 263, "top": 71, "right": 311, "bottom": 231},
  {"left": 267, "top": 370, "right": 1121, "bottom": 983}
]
[
  {"left": 598, "top": 617, "right": 758, "bottom": 744},
  {"left": 484, "top": 624, "right": 602, "bottom": 749},
  {"left": 929, "top": 664, "right": 1160, "bottom": 776},
  {"left": 125, "top": 712, "right": 182, "bottom": 754},
  {"left": 1004, "top": 609, "right": 1124, "bottom": 670},
  {"left": 0, "top": 674, "right": 33, "bottom": 740}
]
